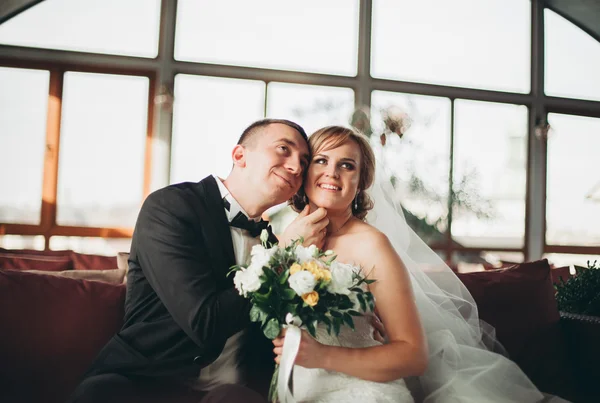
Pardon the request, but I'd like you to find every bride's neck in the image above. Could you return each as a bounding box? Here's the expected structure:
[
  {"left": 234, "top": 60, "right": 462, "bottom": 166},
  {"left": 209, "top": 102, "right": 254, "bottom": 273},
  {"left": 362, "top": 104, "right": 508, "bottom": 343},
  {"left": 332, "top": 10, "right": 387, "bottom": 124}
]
[{"left": 324, "top": 209, "right": 354, "bottom": 235}]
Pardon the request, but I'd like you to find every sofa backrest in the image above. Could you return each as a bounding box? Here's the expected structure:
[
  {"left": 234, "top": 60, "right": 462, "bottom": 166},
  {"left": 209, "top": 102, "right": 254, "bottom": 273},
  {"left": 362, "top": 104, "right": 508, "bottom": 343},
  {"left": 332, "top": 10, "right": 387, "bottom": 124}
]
[
  {"left": 456, "top": 259, "right": 577, "bottom": 401},
  {"left": 0, "top": 269, "right": 126, "bottom": 403}
]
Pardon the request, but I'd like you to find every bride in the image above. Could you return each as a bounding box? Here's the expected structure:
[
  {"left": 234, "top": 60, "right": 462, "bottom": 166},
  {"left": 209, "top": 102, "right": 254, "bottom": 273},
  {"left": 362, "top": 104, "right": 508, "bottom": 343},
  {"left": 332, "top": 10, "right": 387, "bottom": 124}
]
[{"left": 272, "top": 125, "right": 568, "bottom": 403}]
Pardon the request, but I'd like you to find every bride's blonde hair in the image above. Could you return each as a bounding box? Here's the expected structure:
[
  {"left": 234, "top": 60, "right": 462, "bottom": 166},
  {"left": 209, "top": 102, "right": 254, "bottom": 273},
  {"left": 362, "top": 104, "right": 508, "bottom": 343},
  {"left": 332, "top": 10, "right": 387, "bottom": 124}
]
[{"left": 289, "top": 126, "right": 375, "bottom": 220}]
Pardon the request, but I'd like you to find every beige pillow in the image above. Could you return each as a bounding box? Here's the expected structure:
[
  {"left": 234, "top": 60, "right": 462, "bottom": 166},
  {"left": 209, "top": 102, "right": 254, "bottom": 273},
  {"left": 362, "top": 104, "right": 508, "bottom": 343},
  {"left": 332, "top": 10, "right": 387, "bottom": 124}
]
[
  {"left": 24, "top": 268, "right": 126, "bottom": 285},
  {"left": 117, "top": 252, "right": 130, "bottom": 272}
]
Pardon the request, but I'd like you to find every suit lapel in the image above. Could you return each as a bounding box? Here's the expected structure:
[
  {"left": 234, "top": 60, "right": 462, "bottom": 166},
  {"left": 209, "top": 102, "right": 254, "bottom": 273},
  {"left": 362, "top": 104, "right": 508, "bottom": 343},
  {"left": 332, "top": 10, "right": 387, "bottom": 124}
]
[{"left": 198, "top": 176, "right": 236, "bottom": 272}]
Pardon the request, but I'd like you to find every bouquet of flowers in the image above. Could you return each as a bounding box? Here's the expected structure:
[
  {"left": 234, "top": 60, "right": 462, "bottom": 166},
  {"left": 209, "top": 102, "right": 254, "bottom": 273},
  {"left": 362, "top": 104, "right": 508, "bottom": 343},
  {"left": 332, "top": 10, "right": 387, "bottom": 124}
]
[{"left": 229, "top": 229, "right": 375, "bottom": 403}]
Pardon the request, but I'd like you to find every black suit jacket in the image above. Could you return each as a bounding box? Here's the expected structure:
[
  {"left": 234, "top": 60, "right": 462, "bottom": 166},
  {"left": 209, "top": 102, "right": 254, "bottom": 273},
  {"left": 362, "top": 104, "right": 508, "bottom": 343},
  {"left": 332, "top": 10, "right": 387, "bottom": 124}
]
[{"left": 85, "top": 176, "right": 275, "bottom": 391}]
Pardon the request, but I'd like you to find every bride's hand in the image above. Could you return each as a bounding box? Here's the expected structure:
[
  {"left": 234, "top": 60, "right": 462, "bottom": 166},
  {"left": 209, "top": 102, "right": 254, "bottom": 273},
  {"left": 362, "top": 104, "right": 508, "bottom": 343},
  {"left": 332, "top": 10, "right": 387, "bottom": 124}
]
[
  {"left": 273, "top": 328, "right": 325, "bottom": 369},
  {"left": 278, "top": 205, "right": 329, "bottom": 249}
]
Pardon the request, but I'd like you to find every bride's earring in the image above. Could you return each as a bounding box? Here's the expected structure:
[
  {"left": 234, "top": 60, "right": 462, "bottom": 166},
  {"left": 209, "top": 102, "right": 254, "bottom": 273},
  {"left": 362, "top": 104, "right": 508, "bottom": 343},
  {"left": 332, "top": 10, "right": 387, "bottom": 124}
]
[{"left": 354, "top": 193, "right": 359, "bottom": 211}]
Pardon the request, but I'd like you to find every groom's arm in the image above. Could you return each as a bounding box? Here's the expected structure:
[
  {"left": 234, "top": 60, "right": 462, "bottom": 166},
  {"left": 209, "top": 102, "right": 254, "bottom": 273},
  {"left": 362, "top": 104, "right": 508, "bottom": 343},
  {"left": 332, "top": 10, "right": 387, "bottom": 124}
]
[{"left": 131, "top": 186, "right": 250, "bottom": 349}]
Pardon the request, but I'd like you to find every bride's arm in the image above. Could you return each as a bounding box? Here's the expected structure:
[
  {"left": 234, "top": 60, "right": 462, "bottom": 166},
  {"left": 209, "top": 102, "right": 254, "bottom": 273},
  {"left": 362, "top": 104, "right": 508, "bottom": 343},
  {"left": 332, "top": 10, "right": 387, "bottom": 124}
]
[{"left": 275, "top": 231, "right": 428, "bottom": 382}]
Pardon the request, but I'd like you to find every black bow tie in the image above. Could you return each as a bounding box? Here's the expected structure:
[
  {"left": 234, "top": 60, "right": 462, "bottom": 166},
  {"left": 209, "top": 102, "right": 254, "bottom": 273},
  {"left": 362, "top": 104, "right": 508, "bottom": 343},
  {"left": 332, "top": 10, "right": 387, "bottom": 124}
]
[{"left": 224, "top": 198, "right": 271, "bottom": 238}]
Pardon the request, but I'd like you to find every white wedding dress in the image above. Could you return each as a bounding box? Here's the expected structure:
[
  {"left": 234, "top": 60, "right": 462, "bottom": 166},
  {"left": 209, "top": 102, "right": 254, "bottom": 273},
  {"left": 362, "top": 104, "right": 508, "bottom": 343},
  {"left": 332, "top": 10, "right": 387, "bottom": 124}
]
[
  {"left": 291, "top": 272, "right": 413, "bottom": 403},
  {"left": 292, "top": 308, "right": 414, "bottom": 403}
]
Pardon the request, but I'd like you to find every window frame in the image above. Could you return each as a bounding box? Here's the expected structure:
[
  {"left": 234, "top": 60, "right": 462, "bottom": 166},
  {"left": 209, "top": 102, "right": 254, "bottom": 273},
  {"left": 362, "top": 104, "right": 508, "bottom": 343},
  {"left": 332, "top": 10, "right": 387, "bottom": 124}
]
[{"left": 0, "top": 0, "right": 598, "bottom": 260}]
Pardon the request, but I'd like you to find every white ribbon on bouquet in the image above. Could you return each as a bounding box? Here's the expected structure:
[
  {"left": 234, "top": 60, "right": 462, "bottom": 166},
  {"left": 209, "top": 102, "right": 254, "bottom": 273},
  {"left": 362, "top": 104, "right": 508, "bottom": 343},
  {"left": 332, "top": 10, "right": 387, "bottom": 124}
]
[{"left": 277, "top": 315, "right": 303, "bottom": 403}]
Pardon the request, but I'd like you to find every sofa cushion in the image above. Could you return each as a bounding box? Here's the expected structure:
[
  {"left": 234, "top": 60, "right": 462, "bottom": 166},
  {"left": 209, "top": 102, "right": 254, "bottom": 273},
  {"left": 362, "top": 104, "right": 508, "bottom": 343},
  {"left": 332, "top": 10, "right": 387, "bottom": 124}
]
[
  {"left": 23, "top": 267, "right": 126, "bottom": 285},
  {"left": 0, "top": 269, "right": 125, "bottom": 403},
  {"left": 0, "top": 252, "right": 73, "bottom": 271},
  {"left": 456, "top": 259, "right": 577, "bottom": 400},
  {"left": 0, "top": 249, "right": 119, "bottom": 271},
  {"left": 117, "top": 251, "right": 130, "bottom": 271},
  {"left": 70, "top": 251, "right": 118, "bottom": 271}
]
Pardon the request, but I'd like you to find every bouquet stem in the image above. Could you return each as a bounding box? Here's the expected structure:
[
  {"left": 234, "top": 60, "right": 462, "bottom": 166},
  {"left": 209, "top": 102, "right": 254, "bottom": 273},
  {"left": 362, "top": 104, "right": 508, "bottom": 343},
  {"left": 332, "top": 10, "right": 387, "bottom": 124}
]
[
  {"left": 268, "top": 363, "right": 294, "bottom": 403},
  {"left": 268, "top": 363, "right": 279, "bottom": 403}
]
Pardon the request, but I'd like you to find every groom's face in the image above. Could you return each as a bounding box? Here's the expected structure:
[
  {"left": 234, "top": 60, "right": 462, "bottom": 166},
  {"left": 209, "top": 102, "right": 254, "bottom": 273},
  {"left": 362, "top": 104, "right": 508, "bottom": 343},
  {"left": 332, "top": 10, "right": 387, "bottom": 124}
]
[{"left": 243, "top": 123, "right": 310, "bottom": 205}]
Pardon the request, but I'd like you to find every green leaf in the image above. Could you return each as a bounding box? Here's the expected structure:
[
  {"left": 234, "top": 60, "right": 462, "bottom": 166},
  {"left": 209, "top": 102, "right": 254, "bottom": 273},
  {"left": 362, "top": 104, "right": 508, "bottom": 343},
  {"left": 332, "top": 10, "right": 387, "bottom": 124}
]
[
  {"left": 285, "top": 303, "right": 298, "bottom": 315},
  {"left": 338, "top": 296, "right": 353, "bottom": 310},
  {"left": 282, "top": 288, "right": 297, "bottom": 300},
  {"left": 249, "top": 305, "right": 266, "bottom": 323},
  {"left": 347, "top": 310, "right": 362, "bottom": 317},
  {"left": 263, "top": 267, "right": 276, "bottom": 281},
  {"left": 332, "top": 317, "right": 341, "bottom": 335},
  {"left": 253, "top": 288, "right": 271, "bottom": 304},
  {"left": 357, "top": 293, "right": 367, "bottom": 312},
  {"left": 342, "top": 312, "right": 355, "bottom": 330},
  {"left": 279, "top": 270, "right": 290, "bottom": 285},
  {"left": 364, "top": 292, "right": 376, "bottom": 312},
  {"left": 330, "top": 310, "right": 342, "bottom": 318},
  {"left": 306, "top": 320, "right": 317, "bottom": 338},
  {"left": 263, "top": 318, "right": 281, "bottom": 340}
]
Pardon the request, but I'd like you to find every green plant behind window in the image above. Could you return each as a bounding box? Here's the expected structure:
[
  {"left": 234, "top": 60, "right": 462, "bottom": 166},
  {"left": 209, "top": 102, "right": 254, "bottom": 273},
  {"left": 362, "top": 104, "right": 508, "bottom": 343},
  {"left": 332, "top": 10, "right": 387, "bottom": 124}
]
[{"left": 555, "top": 260, "right": 600, "bottom": 316}]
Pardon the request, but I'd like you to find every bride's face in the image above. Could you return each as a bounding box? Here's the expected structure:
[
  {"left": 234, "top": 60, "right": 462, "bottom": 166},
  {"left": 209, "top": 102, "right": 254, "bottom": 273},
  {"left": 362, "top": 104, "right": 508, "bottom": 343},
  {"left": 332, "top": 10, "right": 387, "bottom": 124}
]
[{"left": 305, "top": 140, "right": 362, "bottom": 214}]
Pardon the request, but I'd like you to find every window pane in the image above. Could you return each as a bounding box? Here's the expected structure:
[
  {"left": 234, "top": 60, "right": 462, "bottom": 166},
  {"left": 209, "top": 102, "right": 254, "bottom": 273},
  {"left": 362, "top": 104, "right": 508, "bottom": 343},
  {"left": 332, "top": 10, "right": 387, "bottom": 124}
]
[
  {"left": 372, "top": 0, "right": 530, "bottom": 93},
  {"left": 0, "top": 0, "right": 160, "bottom": 57},
  {"left": 545, "top": 9, "right": 600, "bottom": 102},
  {"left": 371, "top": 91, "right": 451, "bottom": 246},
  {"left": 0, "top": 235, "right": 45, "bottom": 251},
  {"left": 452, "top": 100, "right": 528, "bottom": 248},
  {"left": 544, "top": 253, "right": 598, "bottom": 269},
  {"left": 50, "top": 236, "right": 130, "bottom": 256},
  {"left": 170, "top": 75, "right": 265, "bottom": 184},
  {"left": 57, "top": 72, "right": 149, "bottom": 228},
  {"left": 0, "top": 67, "right": 49, "bottom": 225},
  {"left": 546, "top": 113, "right": 600, "bottom": 246},
  {"left": 175, "top": 0, "right": 359, "bottom": 76},
  {"left": 267, "top": 83, "right": 355, "bottom": 135}
]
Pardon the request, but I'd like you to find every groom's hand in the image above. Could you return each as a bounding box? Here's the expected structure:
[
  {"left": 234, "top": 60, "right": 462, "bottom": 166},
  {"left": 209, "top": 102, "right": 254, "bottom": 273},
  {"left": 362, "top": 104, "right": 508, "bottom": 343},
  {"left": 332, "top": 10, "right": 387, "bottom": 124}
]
[{"left": 279, "top": 205, "right": 329, "bottom": 249}]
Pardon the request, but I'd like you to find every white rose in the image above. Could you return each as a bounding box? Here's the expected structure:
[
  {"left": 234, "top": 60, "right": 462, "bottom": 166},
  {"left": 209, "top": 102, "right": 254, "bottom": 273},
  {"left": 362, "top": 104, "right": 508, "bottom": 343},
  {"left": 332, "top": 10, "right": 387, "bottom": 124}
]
[
  {"left": 250, "top": 244, "right": 278, "bottom": 269},
  {"left": 233, "top": 270, "right": 245, "bottom": 296},
  {"left": 288, "top": 270, "right": 317, "bottom": 296},
  {"left": 233, "top": 269, "right": 261, "bottom": 297},
  {"left": 327, "top": 261, "right": 358, "bottom": 295},
  {"left": 245, "top": 262, "right": 265, "bottom": 281},
  {"left": 295, "top": 244, "right": 318, "bottom": 263}
]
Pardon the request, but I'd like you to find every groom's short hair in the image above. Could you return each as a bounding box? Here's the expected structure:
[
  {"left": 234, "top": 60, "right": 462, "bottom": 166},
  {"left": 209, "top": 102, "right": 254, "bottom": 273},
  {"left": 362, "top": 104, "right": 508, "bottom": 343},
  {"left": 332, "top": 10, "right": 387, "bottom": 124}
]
[{"left": 237, "top": 118, "right": 308, "bottom": 148}]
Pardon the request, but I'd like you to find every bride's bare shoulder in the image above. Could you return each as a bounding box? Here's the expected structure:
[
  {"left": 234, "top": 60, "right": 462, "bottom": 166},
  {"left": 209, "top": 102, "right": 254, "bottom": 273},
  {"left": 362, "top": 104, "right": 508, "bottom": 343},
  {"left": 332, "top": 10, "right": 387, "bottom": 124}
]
[{"left": 349, "top": 221, "right": 393, "bottom": 250}]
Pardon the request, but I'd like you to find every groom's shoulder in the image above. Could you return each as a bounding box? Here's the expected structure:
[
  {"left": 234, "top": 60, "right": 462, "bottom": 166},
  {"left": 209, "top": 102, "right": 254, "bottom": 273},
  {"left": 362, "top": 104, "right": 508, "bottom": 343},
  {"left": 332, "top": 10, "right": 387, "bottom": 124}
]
[{"left": 144, "top": 176, "right": 214, "bottom": 207}]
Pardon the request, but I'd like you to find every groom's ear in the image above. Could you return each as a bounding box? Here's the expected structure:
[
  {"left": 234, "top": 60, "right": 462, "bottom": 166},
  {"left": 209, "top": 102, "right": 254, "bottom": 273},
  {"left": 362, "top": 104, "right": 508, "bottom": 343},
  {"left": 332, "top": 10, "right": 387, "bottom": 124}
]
[{"left": 231, "top": 144, "right": 247, "bottom": 168}]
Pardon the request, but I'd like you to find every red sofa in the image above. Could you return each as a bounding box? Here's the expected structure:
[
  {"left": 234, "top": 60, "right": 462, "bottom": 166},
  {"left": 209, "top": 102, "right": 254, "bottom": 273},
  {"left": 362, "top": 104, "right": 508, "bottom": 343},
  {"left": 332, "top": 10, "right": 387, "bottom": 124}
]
[{"left": 0, "top": 251, "right": 598, "bottom": 403}]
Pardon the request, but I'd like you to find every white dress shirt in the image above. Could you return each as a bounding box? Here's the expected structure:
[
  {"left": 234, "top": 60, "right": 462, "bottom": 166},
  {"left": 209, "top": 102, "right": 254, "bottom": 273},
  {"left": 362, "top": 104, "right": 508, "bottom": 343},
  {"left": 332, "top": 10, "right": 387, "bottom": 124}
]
[{"left": 189, "top": 175, "right": 261, "bottom": 391}]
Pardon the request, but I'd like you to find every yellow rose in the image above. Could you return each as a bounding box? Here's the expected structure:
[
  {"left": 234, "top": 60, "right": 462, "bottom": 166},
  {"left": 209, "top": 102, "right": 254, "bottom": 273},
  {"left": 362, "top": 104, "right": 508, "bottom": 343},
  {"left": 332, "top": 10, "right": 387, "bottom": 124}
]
[
  {"left": 304, "top": 261, "right": 324, "bottom": 280},
  {"left": 320, "top": 269, "right": 332, "bottom": 282},
  {"left": 302, "top": 291, "right": 319, "bottom": 307},
  {"left": 290, "top": 263, "right": 302, "bottom": 275}
]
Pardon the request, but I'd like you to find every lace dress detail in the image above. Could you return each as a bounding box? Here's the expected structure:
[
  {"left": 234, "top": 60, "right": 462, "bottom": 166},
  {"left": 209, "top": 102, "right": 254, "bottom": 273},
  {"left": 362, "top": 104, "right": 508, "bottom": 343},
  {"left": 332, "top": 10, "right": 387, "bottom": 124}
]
[{"left": 292, "top": 267, "right": 414, "bottom": 403}]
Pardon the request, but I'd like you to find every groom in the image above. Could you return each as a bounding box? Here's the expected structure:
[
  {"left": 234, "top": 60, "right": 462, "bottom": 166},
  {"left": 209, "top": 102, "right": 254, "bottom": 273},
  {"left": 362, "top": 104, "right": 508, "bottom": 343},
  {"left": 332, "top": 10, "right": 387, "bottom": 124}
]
[{"left": 68, "top": 119, "right": 329, "bottom": 403}]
